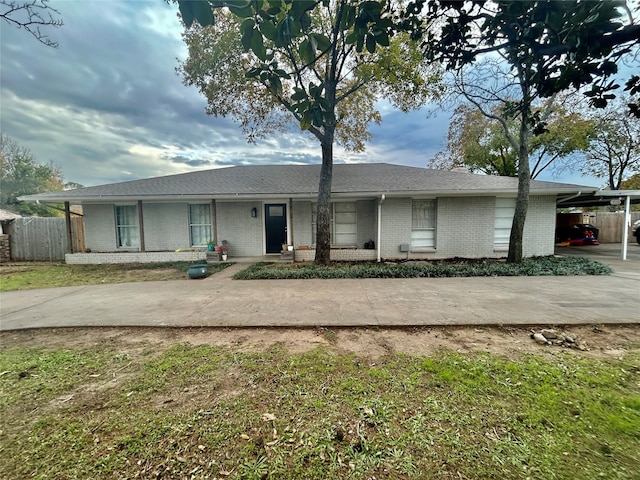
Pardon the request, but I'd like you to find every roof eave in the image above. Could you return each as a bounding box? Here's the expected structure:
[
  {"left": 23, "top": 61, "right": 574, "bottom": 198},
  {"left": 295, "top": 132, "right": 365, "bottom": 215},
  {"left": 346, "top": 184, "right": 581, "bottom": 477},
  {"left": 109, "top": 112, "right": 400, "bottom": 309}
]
[{"left": 19, "top": 186, "right": 593, "bottom": 204}]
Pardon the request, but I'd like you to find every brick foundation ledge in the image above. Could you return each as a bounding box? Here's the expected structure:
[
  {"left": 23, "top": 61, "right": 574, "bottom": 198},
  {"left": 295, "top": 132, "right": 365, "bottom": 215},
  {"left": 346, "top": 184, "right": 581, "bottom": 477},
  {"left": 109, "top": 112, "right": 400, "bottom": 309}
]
[{"left": 65, "top": 251, "right": 206, "bottom": 264}]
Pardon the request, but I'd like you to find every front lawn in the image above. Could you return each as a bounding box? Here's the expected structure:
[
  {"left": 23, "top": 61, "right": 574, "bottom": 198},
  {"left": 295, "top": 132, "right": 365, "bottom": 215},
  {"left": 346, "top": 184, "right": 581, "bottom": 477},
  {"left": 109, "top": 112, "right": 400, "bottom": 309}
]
[
  {"left": 0, "top": 342, "right": 638, "bottom": 479},
  {"left": 234, "top": 256, "right": 611, "bottom": 280},
  {"left": 0, "top": 262, "right": 231, "bottom": 291}
]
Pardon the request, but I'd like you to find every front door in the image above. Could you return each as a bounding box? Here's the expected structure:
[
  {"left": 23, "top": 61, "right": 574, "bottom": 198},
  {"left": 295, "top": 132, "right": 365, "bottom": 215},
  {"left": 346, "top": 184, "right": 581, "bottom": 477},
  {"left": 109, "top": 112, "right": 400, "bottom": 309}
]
[{"left": 265, "top": 204, "right": 287, "bottom": 253}]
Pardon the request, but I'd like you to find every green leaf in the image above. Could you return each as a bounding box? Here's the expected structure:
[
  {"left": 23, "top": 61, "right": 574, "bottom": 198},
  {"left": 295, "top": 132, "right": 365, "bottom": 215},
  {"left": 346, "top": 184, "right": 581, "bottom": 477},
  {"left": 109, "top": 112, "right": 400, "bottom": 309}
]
[
  {"left": 340, "top": 4, "right": 356, "bottom": 30},
  {"left": 192, "top": 0, "right": 215, "bottom": 26},
  {"left": 300, "top": 112, "right": 312, "bottom": 130},
  {"left": 259, "top": 20, "right": 277, "bottom": 41},
  {"left": 228, "top": 1, "right": 254, "bottom": 18},
  {"left": 366, "top": 34, "right": 376, "bottom": 53},
  {"left": 299, "top": 38, "right": 315, "bottom": 63},
  {"left": 240, "top": 17, "right": 255, "bottom": 34},
  {"left": 291, "top": 88, "right": 307, "bottom": 101},
  {"left": 241, "top": 23, "right": 254, "bottom": 52},
  {"left": 375, "top": 32, "right": 389, "bottom": 47},
  {"left": 290, "top": 0, "right": 316, "bottom": 20},
  {"left": 268, "top": 76, "right": 282, "bottom": 94},
  {"left": 178, "top": 1, "right": 195, "bottom": 27},
  {"left": 251, "top": 32, "right": 267, "bottom": 61},
  {"left": 312, "top": 33, "right": 331, "bottom": 52}
]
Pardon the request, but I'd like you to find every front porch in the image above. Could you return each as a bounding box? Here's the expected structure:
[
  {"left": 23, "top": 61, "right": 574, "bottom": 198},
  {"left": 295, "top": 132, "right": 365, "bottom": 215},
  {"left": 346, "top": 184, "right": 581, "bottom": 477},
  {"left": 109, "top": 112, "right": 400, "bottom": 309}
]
[{"left": 64, "top": 248, "right": 379, "bottom": 265}]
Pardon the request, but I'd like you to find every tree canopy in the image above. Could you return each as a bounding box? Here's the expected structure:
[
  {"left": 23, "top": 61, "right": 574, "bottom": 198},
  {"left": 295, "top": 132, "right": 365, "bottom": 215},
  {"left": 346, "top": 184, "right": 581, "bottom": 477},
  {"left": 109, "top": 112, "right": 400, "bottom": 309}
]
[
  {"left": 581, "top": 98, "right": 640, "bottom": 190},
  {"left": 431, "top": 101, "right": 595, "bottom": 179},
  {"left": 178, "top": 0, "right": 441, "bottom": 264},
  {"left": 415, "top": 0, "right": 640, "bottom": 116},
  {"left": 0, "top": 133, "right": 64, "bottom": 216}
]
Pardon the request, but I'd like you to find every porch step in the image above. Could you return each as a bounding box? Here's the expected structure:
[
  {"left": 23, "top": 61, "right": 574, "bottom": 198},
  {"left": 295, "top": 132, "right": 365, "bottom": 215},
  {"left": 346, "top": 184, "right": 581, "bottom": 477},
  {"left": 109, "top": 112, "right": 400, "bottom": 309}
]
[
  {"left": 280, "top": 250, "right": 294, "bottom": 262},
  {"left": 206, "top": 252, "right": 221, "bottom": 262}
]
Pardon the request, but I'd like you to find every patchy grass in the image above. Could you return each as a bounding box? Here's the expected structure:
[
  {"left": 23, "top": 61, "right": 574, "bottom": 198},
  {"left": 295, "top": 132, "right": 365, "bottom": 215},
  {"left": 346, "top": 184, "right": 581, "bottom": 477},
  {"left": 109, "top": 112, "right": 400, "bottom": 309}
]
[
  {"left": 0, "top": 262, "right": 231, "bottom": 291},
  {"left": 1, "top": 343, "right": 638, "bottom": 480},
  {"left": 234, "top": 256, "right": 612, "bottom": 280}
]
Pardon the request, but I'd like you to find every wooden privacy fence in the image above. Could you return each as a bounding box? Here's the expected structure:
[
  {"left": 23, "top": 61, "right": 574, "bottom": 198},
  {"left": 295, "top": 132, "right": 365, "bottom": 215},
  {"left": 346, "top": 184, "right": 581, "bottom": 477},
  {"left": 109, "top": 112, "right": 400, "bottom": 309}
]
[
  {"left": 7, "top": 217, "right": 85, "bottom": 261},
  {"left": 585, "top": 211, "right": 640, "bottom": 244}
]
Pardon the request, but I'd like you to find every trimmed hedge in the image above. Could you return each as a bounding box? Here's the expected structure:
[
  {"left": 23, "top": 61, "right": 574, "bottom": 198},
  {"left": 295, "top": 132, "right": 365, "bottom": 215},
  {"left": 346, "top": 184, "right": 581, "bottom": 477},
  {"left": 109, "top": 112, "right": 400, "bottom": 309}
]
[{"left": 234, "top": 256, "right": 612, "bottom": 280}]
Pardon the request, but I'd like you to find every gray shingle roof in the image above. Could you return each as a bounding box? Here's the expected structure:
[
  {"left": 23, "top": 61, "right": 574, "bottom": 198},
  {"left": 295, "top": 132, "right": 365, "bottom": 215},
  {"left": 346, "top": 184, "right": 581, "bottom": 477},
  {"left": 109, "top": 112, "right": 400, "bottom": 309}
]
[{"left": 19, "top": 163, "right": 596, "bottom": 203}]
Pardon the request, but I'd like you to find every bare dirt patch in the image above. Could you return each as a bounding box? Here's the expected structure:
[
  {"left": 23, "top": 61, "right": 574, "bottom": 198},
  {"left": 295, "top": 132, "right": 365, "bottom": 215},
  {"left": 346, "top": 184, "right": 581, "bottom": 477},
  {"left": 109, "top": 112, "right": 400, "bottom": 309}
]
[{"left": 3, "top": 324, "right": 639, "bottom": 361}]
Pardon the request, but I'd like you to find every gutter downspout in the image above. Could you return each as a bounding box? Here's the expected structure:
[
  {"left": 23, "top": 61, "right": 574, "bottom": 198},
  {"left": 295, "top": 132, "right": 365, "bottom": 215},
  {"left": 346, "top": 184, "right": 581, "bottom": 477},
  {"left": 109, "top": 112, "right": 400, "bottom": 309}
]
[
  {"left": 377, "top": 194, "right": 385, "bottom": 262},
  {"left": 557, "top": 191, "right": 582, "bottom": 206}
]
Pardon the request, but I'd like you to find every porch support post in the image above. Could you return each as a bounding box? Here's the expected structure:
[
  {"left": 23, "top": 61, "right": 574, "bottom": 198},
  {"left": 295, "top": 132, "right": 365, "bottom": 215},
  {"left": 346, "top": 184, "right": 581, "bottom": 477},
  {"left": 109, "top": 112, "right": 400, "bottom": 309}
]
[
  {"left": 64, "top": 201, "right": 73, "bottom": 254},
  {"left": 622, "top": 195, "right": 631, "bottom": 261},
  {"left": 377, "top": 195, "right": 385, "bottom": 262},
  {"left": 288, "top": 198, "right": 294, "bottom": 247},
  {"left": 211, "top": 199, "right": 217, "bottom": 242},
  {"left": 137, "top": 200, "right": 145, "bottom": 252}
]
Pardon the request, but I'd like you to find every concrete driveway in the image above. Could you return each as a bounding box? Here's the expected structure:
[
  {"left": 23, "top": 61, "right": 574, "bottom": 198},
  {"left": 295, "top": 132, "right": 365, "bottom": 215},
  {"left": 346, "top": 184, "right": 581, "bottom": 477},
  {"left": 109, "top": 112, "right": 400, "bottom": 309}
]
[{"left": 1, "top": 244, "right": 638, "bottom": 331}]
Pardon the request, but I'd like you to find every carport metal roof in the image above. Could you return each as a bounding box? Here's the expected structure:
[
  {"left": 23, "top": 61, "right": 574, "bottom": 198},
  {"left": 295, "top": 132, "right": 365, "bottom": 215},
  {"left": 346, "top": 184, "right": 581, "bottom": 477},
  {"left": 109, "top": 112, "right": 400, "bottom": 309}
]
[{"left": 558, "top": 189, "right": 640, "bottom": 261}]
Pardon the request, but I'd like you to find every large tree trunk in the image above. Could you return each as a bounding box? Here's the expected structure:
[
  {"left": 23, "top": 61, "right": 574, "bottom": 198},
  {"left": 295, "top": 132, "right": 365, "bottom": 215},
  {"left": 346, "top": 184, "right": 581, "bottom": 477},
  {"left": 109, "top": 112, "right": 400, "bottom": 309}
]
[
  {"left": 314, "top": 131, "right": 334, "bottom": 265},
  {"left": 507, "top": 112, "right": 532, "bottom": 264}
]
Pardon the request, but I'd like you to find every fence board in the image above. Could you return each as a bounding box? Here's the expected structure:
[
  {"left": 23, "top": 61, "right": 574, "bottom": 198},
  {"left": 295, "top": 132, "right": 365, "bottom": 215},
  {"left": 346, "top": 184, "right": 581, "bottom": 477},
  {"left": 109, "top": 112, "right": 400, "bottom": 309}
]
[
  {"left": 587, "top": 211, "right": 640, "bottom": 243},
  {"left": 7, "top": 217, "right": 85, "bottom": 261}
]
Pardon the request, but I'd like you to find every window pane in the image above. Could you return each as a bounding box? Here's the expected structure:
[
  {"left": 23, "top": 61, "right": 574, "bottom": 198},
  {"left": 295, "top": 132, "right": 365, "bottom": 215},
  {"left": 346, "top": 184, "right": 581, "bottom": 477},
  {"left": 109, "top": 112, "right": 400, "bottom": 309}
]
[
  {"left": 269, "top": 205, "right": 284, "bottom": 216},
  {"left": 412, "top": 200, "right": 435, "bottom": 229},
  {"left": 189, "top": 204, "right": 212, "bottom": 246},
  {"left": 311, "top": 202, "right": 356, "bottom": 245},
  {"left": 411, "top": 200, "right": 436, "bottom": 248},
  {"left": 411, "top": 229, "right": 435, "bottom": 248},
  {"left": 494, "top": 198, "right": 516, "bottom": 246},
  {"left": 115, "top": 206, "right": 139, "bottom": 248}
]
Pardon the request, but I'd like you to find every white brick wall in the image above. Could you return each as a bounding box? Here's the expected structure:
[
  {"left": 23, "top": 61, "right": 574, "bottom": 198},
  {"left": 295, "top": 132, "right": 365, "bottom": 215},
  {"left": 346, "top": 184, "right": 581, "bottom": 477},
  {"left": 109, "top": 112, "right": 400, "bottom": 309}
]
[
  {"left": 292, "top": 201, "right": 313, "bottom": 247},
  {"left": 84, "top": 204, "right": 117, "bottom": 251},
  {"left": 79, "top": 195, "right": 558, "bottom": 262},
  {"left": 523, "top": 195, "right": 556, "bottom": 257},
  {"left": 379, "top": 198, "right": 412, "bottom": 258},
  {"left": 66, "top": 251, "right": 206, "bottom": 264},
  {"left": 217, "top": 201, "right": 263, "bottom": 256},
  {"left": 435, "top": 197, "right": 496, "bottom": 258},
  {"left": 295, "top": 248, "right": 377, "bottom": 262}
]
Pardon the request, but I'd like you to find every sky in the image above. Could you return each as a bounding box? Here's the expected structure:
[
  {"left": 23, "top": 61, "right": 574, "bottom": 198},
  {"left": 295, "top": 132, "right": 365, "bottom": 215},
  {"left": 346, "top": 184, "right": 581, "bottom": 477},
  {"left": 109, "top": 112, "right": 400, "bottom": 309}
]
[{"left": 1, "top": 0, "right": 601, "bottom": 188}]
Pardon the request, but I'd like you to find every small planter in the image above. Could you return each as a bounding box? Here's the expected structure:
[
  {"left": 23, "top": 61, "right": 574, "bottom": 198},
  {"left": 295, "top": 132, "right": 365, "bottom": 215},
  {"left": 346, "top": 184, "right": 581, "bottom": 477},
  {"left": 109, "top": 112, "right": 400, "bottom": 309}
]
[
  {"left": 222, "top": 253, "right": 228, "bottom": 261},
  {"left": 207, "top": 245, "right": 214, "bottom": 252},
  {"left": 188, "top": 264, "right": 209, "bottom": 279}
]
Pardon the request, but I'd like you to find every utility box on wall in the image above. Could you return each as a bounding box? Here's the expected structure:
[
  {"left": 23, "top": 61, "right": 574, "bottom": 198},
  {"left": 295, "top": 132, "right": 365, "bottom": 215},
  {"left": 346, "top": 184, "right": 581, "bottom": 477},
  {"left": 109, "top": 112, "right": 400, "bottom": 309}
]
[{"left": 399, "top": 243, "right": 410, "bottom": 252}]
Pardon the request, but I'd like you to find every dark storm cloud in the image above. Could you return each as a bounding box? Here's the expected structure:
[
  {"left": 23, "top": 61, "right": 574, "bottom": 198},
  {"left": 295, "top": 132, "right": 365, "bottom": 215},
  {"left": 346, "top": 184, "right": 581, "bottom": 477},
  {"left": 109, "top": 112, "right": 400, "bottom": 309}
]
[{"left": 0, "top": 0, "right": 246, "bottom": 185}]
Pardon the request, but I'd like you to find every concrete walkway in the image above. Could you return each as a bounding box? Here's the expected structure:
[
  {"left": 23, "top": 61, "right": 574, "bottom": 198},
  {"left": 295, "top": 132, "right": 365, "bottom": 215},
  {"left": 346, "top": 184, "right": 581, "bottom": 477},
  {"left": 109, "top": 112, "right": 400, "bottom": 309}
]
[{"left": 1, "top": 244, "right": 638, "bottom": 331}]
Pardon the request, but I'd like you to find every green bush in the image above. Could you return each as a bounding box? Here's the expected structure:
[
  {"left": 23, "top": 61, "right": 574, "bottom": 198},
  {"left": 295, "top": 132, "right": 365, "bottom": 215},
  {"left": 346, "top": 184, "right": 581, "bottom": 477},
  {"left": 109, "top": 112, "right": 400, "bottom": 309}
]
[{"left": 234, "top": 256, "right": 611, "bottom": 280}]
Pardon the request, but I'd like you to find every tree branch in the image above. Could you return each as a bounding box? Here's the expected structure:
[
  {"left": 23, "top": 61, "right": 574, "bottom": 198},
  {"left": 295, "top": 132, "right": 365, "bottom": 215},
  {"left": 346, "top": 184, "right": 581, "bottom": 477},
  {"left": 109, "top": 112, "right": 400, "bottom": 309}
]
[{"left": 1, "top": 0, "right": 62, "bottom": 47}]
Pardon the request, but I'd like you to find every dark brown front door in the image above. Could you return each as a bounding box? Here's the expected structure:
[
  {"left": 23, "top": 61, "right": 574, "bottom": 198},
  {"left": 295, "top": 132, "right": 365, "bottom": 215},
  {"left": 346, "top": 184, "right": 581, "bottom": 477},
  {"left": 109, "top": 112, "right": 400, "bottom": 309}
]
[{"left": 265, "top": 204, "right": 287, "bottom": 253}]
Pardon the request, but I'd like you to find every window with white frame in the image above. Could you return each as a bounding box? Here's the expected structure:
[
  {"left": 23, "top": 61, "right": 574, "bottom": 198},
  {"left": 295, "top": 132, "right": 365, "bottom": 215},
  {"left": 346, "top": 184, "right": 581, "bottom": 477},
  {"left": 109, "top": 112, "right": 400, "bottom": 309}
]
[
  {"left": 411, "top": 200, "right": 436, "bottom": 248},
  {"left": 189, "top": 204, "right": 212, "bottom": 246},
  {"left": 115, "top": 205, "right": 139, "bottom": 248},
  {"left": 494, "top": 197, "right": 516, "bottom": 247},
  {"left": 311, "top": 202, "right": 357, "bottom": 246}
]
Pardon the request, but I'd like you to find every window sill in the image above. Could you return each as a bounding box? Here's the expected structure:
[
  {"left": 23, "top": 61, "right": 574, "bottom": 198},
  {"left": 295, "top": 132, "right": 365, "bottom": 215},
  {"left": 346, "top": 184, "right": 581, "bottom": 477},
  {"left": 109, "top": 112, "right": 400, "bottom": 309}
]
[
  {"left": 410, "top": 247, "right": 436, "bottom": 253},
  {"left": 494, "top": 246, "right": 509, "bottom": 252}
]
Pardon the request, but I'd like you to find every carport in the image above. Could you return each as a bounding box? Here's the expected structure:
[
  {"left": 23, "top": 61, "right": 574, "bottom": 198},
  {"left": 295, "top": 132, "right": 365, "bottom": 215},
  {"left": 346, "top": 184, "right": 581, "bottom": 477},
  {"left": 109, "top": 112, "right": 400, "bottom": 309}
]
[{"left": 557, "top": 189, "right": 640, "bottom": 260}]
